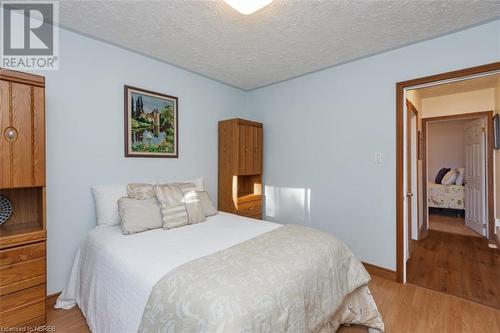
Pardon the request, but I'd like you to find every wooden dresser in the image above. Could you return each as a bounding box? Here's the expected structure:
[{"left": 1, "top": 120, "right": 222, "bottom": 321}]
[
  {"left": 0, "top": 68, "right": 47, "bottom": 329},
  {"left": 218, "top": 118, "right": 263, "bottom": 219}
]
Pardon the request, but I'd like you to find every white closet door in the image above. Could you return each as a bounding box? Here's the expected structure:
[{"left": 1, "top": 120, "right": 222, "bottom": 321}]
[{"left": 464, "top": 118, "right": 486, "bottom": 236}]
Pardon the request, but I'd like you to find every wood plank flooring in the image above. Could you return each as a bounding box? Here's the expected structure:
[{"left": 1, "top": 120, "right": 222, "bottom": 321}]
[
  {"left": 407, "top": 227, "right": 500, "bottom": 309},
  {"left": 46, "top": 275, "right": 500, "bottom": 333},
  {"left": 428, "top": 213, "right": 481, "bottom": 237}
]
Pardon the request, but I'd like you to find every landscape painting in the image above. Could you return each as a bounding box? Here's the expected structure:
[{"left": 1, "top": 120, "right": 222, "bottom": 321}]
[{"left": 124, "top": 86, "right": 178, "bottom": 158}]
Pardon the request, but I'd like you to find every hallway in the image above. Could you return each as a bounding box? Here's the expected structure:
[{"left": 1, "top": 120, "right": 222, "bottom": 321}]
[
  {"left": 428, "top": 212, "right": 481, "bottom": 238},
  {"left": 407, "top": 226, "right": 500, "bottom": 309}
]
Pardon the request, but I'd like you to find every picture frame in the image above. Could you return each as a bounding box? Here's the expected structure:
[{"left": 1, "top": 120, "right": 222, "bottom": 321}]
[
  {"left": 124, "top": 85, "right": 178, "bottom": 158},
  {"left": 494, "top": 114, "right": 500, "bottom": 150}
]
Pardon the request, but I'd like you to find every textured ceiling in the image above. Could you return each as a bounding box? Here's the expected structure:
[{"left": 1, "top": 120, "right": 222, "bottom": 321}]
[{"left": 58, "top": 0, "right": 500, "bottom": 90}]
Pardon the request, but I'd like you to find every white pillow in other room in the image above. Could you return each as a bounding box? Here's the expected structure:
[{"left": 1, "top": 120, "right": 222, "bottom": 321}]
[
  {"left": 441, "top": 169, "right": 457, "bottom": 185},
  {"left": 455, "top": 168, "right": 465, "bottom": 185},
  {"left": 92, "top": 185, "right": 127, "bottom": 226}
]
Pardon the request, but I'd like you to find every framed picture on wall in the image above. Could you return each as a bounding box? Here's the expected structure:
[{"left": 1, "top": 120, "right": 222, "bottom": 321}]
[
  {"left": 124, "top": 85, "right": 178, "bottom": 158},
  {"left": 494, "top": 114, "right": 500, "bottom": 150}
]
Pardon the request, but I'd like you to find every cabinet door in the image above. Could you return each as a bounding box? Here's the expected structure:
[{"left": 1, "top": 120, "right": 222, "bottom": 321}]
[
  {"left": 0, "top": 81, "right": 10, "bottom": 188},
  {"left": 251, "top": 126, "right": 262, "bottom": 174},
  {"left": 238, "top": 125, "right": 252, "bottom": 175},
  {"left": 11, "top": 83, "right": 33, "bottom": 188}
]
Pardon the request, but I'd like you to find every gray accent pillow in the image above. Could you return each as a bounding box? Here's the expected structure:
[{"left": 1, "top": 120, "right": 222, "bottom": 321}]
[
  {"left": 127, "top": 183, "right": 155, "bottom": 200},
  {"left": 197, "top": 191, "right": 218, "bottom": 216},
  {"left": 154, "top": 183, "right": 206, "bottom": 229},
  {"left": 117, "top": 197, "right": 163, "bottom": 235}
]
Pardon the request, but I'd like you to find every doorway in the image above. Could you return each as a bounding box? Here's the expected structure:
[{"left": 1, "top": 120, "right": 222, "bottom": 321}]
[
  {"left": 420, "top": 112, "right": 493, "bottom": 239},
  {"left": 396, "top": 62, "right": 500, "bottom": 308}
]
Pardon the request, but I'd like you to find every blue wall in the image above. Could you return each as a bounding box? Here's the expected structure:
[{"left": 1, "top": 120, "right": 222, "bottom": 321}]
[
  {"left": 42, "top": 28, "right": 247, "bottom": 294},
  {"left": 246, "top": 20, "right": 500, "bottom": 270}
]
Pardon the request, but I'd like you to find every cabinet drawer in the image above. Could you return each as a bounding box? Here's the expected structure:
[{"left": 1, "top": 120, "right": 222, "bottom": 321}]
[
  {"left": 0, "top": 298, "right": 45, "bottom": 328},
  {"left": 0, "top": 284, "right": 45, "bottom": 312},
  {"left": 0, "top": 242, "right": 45, "bottom": 266},
  {"left": 237, "top": 200, "right": 262, "bottom": 217},
  {"left": 247, "top": 212, "right": 263, "bottom": 220},
  {"left": 0, "top": 257, "right": 45, "bottom": 288},
  {"left": 0, "top": 274, "right": 45, "bottom": 297}
]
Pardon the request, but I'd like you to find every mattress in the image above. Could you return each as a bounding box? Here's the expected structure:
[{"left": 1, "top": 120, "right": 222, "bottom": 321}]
[
  {"left": 56, "top": 212, "right": 382, "bottom": 333},
  {"left": 427, "top": 182, "right": 465, "bottom": 209}
]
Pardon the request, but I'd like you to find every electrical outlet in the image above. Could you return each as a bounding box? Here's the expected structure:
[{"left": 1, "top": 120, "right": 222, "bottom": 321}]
[{"left": 374, "top": 152, "right": 383, "bottom": 164}]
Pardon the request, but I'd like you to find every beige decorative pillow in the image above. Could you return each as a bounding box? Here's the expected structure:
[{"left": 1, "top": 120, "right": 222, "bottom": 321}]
[
  {"left": 154, "top": 183, "right": 206, "bottom": 229},
  {"left": 197, "top": 191, "right": 217, "bottom": 216},
  {"left": 127, "top": 183, "right": 155, "bottom": 200},
  {"left": 441, "top": 170, "right": 457, "bottom": 185},
  {"left": 117, "top": 197, "right": 163, "bottom": 235}
]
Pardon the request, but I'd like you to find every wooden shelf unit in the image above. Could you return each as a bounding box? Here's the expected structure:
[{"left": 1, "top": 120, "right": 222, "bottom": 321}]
[
  {"left": 218, "top": 119, "right": 263, "bottom": 219},
  {"left": 0, "top": 68, "right": 46, "bottom": 329}
]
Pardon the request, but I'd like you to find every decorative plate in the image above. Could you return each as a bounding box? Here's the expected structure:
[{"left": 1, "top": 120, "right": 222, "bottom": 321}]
[{"left": 0, "top": 195, "right": 13, "bottom": 225}]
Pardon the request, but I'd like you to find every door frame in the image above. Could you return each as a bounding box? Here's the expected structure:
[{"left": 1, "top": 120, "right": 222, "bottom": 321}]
[
  {"left": 421, "top": 111, "right": 493, "bottom": 239},
  {"left": 395, "top": 61, "right": 500, "bottom": 283}
]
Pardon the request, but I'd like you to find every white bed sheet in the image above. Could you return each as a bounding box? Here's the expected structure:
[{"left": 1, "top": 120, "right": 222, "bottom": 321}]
[{"left": 56, "top": 212, "right": 281, "bottom": 333}]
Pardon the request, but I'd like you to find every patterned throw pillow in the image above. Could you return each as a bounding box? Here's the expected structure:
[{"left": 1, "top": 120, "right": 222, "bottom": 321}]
[
  {"left": 154, "top": 183, "right": 206, "bottom": 229},
  {"left": 441, "top": 169, "right": 458, "bottom": 185},
  {"left": 127, "top": 183, "right": 155, "bottom": 200}
]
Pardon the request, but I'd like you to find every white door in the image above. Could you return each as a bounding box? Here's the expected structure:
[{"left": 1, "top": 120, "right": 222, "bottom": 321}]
[{"left": 464, "top": 118, "right": 487, "bottom": 236}]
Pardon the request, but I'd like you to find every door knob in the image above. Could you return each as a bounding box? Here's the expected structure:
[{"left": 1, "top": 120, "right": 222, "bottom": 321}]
[{"left": 4, "top": 127, "right": 18, "bottom": 142}]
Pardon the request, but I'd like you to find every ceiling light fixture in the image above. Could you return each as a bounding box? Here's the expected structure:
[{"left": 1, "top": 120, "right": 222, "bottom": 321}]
[{"left": 223, "top": 0, "right": 273, "bottom": 15}]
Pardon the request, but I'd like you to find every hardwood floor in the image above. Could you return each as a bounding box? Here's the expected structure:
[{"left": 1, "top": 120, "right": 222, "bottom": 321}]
[
  {"left": 407, "top": 228, "right": 500, "bottom": 309},
  {"left": 428, "top": 212, "right": 481, "bottom": 237},
  {"left": 46, "top": 275, "right": 500, "bottom": 333}
]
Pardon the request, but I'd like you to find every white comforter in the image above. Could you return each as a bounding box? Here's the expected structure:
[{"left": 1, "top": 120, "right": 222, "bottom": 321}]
[{"left": 56, "top": 212, "right": 281, "bottom": 333}]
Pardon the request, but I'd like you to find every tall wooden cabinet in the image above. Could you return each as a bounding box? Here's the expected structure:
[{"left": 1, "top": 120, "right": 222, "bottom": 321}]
[
  {"left": 0, "top": 68, "right": 47, "bottom": 329},
  {"left": 218, "top": 118, "right": 263, "bottom": 219}
]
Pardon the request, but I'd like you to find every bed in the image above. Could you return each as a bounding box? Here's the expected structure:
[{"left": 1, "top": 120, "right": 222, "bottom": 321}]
[
  {"left": 56, "top": 212, "right": 384, "bottom": 333},
  {"left": 427, "top": 182, "right": 465, "bottom": 210}
]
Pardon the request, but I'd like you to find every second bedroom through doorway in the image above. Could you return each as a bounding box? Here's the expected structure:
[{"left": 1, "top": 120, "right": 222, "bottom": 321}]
[
  {"left": 405, "top": 73, "right": 500, "bottom": 310},
  {"left": 427, "top": 117, "right": 484, "bottom": 237}
]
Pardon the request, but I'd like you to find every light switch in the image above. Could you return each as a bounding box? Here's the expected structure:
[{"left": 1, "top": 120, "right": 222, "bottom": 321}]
[{"left": 374, "top": 152, "right": 383, "bottom": 163}]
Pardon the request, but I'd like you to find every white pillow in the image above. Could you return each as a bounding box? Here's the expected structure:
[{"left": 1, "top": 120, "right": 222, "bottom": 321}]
[
  {"left": 455, "top": 168, "right": 465, "bottom": 185},
  {"left": 441, "top": 170, "right": 457, "bottom": 185},
  {"left": 92, "top": 185, "right": 127, "bottom": 226}
]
